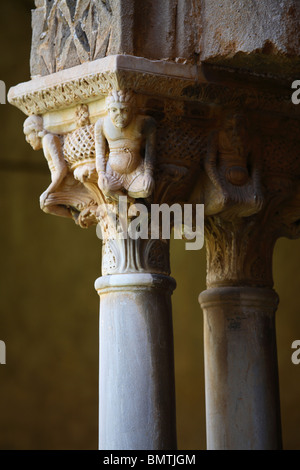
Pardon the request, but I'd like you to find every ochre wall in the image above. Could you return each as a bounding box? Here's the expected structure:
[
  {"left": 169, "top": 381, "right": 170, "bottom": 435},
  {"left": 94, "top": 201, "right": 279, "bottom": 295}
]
[{"left": 0, "top": 0, "right": 300, "bottom": 450}]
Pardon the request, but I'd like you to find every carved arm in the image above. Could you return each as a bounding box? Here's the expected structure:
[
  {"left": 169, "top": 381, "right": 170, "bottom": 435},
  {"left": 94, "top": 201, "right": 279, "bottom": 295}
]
[{"left": 95, "top": 119, "right": 107, "bottom": 174}]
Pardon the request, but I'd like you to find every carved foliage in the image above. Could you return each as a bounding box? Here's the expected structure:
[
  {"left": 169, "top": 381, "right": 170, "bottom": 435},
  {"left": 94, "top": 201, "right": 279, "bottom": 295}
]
[
  {"left": 204, "top": 215, "right": 276, "bottom": 289},
  {"left": 101, "top": 238, "right": 170, "bottom": 276}
]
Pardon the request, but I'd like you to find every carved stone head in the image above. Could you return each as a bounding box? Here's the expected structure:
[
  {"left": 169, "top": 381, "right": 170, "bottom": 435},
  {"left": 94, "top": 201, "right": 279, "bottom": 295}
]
[
  {"left": 23, "top": 115, "right": 44, "bottom": 151},
  {"left": 106, "top": 90, "right": 136, "bottom": 129}
]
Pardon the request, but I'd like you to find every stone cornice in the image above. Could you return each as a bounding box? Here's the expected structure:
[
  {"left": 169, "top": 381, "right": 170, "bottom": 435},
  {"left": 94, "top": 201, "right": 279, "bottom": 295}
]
[
  {"left": 8, "top": 55, "right": 204, "bottom": 116},
  {"left": 8, "top": 54, "right": 300, "bottom": 120}
]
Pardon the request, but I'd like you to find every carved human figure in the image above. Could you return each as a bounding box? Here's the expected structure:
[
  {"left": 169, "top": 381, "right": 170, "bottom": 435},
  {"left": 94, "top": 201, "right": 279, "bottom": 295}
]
[
  {"left": 23, "top": 115, "right": 71, "bottom": 218},
  {"left": 95, "top": 90, "right": 156, "bottom": 200},
  {"left": 206, "top": 114, "right": 250, "bottom": 191},
  {"left": 204, "top": 112, "right": 262, "bottom": 216}
]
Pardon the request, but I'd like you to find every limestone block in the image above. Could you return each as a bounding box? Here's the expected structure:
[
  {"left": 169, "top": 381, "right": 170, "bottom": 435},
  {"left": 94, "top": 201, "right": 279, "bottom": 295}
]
[
  {"left": 200, "top": 0, "right": 300, "bottom": 76},
  {"left": 30, "top": 0, "right": 300, "bottom": 80},
  {"left": 30, "top": 0, "right": 133, "bottom": 78}
]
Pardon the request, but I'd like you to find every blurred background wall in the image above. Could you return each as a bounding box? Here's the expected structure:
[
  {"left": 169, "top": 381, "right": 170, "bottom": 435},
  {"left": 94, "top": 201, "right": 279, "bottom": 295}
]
[{"left": 0, "top": 0, "right": 300, "bottom": 450}]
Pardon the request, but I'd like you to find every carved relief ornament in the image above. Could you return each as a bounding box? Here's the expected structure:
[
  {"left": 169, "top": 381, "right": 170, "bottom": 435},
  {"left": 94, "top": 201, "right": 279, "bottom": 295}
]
[
  {"left": 10, "top": 55, "right": 300, "bottom": 285},
  {"left": 8, "top": 56, "right": 210, "bottom": 276}
]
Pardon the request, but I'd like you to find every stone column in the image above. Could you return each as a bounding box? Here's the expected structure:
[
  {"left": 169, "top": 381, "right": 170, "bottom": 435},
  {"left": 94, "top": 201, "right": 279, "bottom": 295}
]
[
  {"left": 194, "top": 112, "right": 300, "bottom": 449},
  {"left": 8, "top": 48, "right": 203, "bottom": 448},
  {"left": 96, "top": 273, "right": 176, "bottom": 450},
  {"left": 200, "top": 287, "right": 281, "bottom": 449},
  {"left": 94, "top": 188, "right": 178, "bottom": 449}
]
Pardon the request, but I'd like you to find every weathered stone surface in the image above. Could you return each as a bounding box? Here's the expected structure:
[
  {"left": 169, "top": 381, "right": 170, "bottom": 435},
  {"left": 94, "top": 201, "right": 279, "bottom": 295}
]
[
  {"left": 30, "top": 0, "right": 300, "bottom": 80},
  {"left": 200, "top": 0, "right": 300, "bottom": 59},
  {"left": 200, "top": 0, "right": 300, "bottom": 79},
  {"left": 30, "top": 0, "right": 133, "bottom": 77},
  {"left": 133, "top": 0, "right": 201, "bottom": 62},
  {"left": 31, "top": 0, "right": 200, "bottom": 76},
  {"left": 30, "top": 0, "right": 202, "bottom": 77}
]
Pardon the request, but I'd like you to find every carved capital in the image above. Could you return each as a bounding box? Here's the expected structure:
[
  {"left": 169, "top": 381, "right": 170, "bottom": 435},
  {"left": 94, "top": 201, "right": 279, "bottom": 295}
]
[
  {"left": 199, "top": 113, "right": 300, "bottom": 289},
  {"left": 9, "top": 54, "right": 300, "bottom": 285},
  {"left": 9, "top": 56, "right": 208, "bottom": 277}
]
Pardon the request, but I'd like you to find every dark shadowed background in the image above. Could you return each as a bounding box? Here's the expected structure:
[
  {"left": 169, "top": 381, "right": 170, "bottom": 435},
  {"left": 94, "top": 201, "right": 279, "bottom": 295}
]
[{"left": 0, "top": 0, "right": 300, "bottom": 450}]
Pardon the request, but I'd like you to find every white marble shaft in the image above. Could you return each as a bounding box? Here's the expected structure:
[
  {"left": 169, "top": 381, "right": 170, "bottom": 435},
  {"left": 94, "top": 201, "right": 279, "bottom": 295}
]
[
  {"left": 95, "top": 273, "right": 177, "bottom": 450},
  {"left": 199, "top": 286, "right": 282, "bottom": 450}
]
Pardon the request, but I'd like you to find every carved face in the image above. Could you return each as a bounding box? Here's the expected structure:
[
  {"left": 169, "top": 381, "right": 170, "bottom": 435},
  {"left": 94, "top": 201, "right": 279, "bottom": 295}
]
[
  {"left": 26, "top": 131, "right": 42, "bottom": 151},
  {"left": 108, "top": 102, "right": 133, "bottom": 129}
]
